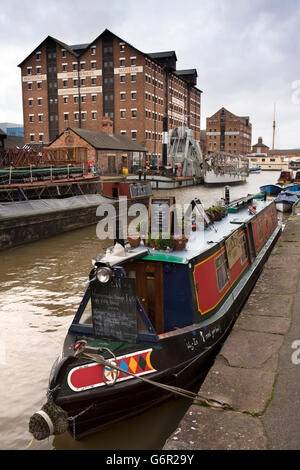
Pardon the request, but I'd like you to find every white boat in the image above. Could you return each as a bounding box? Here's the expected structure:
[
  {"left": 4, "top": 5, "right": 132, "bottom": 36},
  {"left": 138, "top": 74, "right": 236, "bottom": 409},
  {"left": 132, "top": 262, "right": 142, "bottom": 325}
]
[
  {"left": 248, "top": 154, "right": 289, "bottom": 171},
  {"left": 274, "top": 192, "right": 298, "bottom": 212},
  {"left": 203, "top": 152, "right": 248, "bottom": 185}
]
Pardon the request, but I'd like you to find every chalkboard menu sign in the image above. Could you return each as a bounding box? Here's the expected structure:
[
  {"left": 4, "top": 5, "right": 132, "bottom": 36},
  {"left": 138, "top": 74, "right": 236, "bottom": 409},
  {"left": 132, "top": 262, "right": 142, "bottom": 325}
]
[
  {"left": 91, "top": 276, "right": 138, "bottom": 343},
  {"left": 148, "top": 196, "right": 175, "bottom": 235}
]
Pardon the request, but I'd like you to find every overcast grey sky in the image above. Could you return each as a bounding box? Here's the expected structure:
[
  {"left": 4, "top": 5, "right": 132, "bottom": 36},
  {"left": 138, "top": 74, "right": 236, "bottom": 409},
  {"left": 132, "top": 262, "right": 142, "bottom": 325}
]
[{"left": 0, "top": 0, "right": 299, "bottom": 148}]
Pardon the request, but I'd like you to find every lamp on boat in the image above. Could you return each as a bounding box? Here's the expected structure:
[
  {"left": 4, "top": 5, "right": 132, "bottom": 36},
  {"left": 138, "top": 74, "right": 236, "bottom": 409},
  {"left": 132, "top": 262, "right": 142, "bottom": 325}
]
[{"left": 96, "top": 266, "right": 113, "bottom": 284}]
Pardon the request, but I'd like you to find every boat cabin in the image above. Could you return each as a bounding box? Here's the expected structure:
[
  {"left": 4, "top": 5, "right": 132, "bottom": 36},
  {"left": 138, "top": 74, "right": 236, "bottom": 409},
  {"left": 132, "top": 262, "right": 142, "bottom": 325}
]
[
  {"left": 68, "top": 196, "right": 279, "bottom": 348},
  {"left": 294, "top": 171, "right": 300, "bottom": 183},
  {"left": 278, "top": 170, "right": 293, "bottom": 184}
]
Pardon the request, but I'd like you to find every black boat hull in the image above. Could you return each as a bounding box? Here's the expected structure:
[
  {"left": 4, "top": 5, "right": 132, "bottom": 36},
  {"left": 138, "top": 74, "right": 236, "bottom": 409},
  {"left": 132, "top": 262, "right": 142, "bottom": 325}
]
[{"left": 49, "top": 223, "right": 280, "bottom": 439}]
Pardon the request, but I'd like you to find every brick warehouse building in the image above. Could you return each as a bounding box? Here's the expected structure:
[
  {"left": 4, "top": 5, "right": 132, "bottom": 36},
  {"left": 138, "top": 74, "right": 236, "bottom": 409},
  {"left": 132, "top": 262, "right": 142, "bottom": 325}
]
[
  {"left": 18, "top": 29, "right": 202, "bottom": 163},
  {"left": 206, "top": 107, "right": 252, "bottom": 156}
]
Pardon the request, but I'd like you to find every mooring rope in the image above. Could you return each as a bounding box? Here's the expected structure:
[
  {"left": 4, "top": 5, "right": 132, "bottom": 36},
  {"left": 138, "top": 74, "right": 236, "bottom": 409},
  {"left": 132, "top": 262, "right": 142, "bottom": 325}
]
[
  {"left": 81, "top": 348, "right": 232, "bottom": 410},
  {"left": 27, "top": 345, "right": 231, "bottom": 445}
]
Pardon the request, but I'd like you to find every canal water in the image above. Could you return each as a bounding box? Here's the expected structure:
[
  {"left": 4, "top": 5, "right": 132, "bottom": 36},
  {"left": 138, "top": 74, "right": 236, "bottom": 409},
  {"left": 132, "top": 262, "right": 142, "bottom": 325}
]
[{"left": 0, "top": 171, "right": 281, "bottom": 450}]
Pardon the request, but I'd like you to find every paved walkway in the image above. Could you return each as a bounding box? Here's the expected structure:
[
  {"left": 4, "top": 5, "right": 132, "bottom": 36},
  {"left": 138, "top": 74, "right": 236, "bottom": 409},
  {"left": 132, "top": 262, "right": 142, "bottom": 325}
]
[{"left": 163, "top": 210, "right": 300, "bottom": 450}]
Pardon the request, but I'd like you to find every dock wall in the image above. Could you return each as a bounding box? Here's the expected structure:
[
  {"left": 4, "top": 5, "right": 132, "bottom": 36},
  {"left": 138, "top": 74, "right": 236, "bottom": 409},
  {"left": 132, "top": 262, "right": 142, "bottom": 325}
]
[
  {"left": 0, "top": 204, "right": 101, "bottom": 251},
  {"left": 0, "top": 196, "right": 150, "bottom": 251},
  {"left": 163, "top": 209, "right": 300, "bottom": 450}
]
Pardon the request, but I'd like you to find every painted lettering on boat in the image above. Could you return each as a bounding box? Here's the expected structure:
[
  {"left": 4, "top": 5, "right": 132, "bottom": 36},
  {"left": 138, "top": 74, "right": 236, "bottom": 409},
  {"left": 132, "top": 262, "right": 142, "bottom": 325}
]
[
  {"left": 184, "top": 325, "right": 221, "bottom": 351},
  {"left": 67, "top": 349, "right": 156, "bottom": 392}
]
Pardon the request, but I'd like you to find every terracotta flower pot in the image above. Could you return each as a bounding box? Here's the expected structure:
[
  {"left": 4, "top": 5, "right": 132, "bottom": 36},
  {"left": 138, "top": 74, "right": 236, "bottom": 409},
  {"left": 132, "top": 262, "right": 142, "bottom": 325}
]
[
  {"left": 127, "top": 235, "right": 140, "bottom": 248},
  {"left": 173, "top": 235, "right": 188, "bottom": 251}
]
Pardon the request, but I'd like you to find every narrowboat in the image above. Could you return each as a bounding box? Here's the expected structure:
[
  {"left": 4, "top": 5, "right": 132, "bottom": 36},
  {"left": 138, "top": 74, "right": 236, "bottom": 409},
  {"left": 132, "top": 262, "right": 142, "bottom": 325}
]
[
  {"left": 282, "top": 183, "right": 300, "bottom": 193},
  {"left": 293, "top": 171, "right": 300, "bottom": 184},
  {"left": 101, "top": 180, "right": 152, "bottom": 203},
  {"left": 259, "top": 184, "right": 283, "bottom": 196},
  {"left": 29, "top": 195, "right": 281, "bottom": 441},
  {"left": 274, "top": 192, "right": 298, "bottom": 212},
  {"left": 277, "top": 170, "right": 293, "bottom": 185},
  {"left": 249, "top": 166, "right": 261, "bottom": 173}
]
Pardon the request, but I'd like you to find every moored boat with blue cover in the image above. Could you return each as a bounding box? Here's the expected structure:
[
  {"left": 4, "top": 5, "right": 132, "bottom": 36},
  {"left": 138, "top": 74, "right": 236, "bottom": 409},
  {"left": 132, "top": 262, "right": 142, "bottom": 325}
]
[
  {"left": 275, "top": 192, "right": 298, "bottom": 212},
  {"left": 260, "top": 184, "right": 283, "bottom": 196}
]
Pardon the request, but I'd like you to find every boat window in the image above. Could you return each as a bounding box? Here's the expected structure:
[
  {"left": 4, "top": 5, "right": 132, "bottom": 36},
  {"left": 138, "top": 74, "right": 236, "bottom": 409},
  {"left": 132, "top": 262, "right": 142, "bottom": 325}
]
[
  {"left": 79, "top": 298, "right": 92, "bottom": 325},
  {"left": 215, "top": 252, "right": 230, "bottom": 291},
  {"left": 240, "top": 234, "right": 248, "bottom": 264},
  {"left": 257, "top": 219, "right": 264, "bottom": 242}
]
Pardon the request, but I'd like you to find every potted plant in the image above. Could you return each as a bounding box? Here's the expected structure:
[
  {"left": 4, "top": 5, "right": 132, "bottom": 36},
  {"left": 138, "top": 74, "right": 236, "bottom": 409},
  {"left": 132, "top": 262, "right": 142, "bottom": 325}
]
[
  {"left": 206, "top": 207, "right": 215, "bottom": 223},
  {"left": 136, "top": 220, "right": 148, "bottom": 239},
  {"left": 173, "top": 233, "right": 188, "bottom": 251},
  {"left": 155, "top": 233, "right": 175, "bottom": 251},
  {"left": 127, "top": 234, "right": 141, "bottom": 248},
  {"left": 148, "top": 233, "right": 174, "bottom": 251},
  {"left": 212, "top": 206, "right": 223, "bottom": 221}
]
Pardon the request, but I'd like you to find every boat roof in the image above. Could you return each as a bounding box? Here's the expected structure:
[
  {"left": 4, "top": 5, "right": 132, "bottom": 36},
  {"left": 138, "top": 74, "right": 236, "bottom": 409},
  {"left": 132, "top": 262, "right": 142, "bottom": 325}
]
[{"left": 132, "top": 197, "right": 273, "bottom": 265}]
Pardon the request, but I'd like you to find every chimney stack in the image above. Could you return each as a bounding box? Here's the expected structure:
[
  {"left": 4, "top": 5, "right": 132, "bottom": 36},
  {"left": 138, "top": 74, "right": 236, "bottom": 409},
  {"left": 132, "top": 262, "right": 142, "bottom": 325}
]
[{"left": 101, "top": 116, "right": 113, "bottom": 135}]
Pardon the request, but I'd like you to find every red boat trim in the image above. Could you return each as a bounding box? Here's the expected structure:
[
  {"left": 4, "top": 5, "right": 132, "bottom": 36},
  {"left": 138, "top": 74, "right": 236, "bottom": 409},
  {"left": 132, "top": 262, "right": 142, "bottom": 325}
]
[{"left": 67, "top": 348, "right": 156, "bottom": 392}]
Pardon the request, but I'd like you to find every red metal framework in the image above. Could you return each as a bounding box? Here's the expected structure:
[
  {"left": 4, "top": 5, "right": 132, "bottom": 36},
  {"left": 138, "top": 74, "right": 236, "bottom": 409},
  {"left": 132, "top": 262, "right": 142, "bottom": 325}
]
[{"left": 0, "top": 146, "right": 88, "bottom": 170}]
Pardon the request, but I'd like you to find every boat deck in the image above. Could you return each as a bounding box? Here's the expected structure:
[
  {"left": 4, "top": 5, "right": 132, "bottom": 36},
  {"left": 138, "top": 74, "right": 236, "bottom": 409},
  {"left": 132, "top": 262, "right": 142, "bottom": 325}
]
[{"left": 134, "top": 198, "right": 273, "bottom": 264}]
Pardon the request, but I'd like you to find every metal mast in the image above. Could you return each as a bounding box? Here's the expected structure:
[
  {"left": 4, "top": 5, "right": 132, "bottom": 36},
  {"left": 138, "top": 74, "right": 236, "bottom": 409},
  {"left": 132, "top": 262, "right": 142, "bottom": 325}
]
[{"left": 272, "top": 103, "right": 276, "bottom": 151}]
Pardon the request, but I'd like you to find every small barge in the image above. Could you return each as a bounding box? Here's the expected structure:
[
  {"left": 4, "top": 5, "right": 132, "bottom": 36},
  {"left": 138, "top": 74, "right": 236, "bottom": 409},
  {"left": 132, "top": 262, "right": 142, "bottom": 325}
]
[{"left": 29, "top": 193, "right": 281, "bottom": 441}]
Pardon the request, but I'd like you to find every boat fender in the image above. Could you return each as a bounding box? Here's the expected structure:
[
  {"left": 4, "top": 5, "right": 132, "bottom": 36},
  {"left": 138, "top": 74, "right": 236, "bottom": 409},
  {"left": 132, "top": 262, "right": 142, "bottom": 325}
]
[{"left": 29, "top": 401, "right": 69, "bottom": 441}]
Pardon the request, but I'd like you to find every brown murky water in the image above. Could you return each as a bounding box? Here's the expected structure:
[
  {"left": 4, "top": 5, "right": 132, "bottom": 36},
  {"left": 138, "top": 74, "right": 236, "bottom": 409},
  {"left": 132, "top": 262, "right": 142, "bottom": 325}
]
[{"left": 0, "top": 172, "right": 281, "bottom": 450}]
